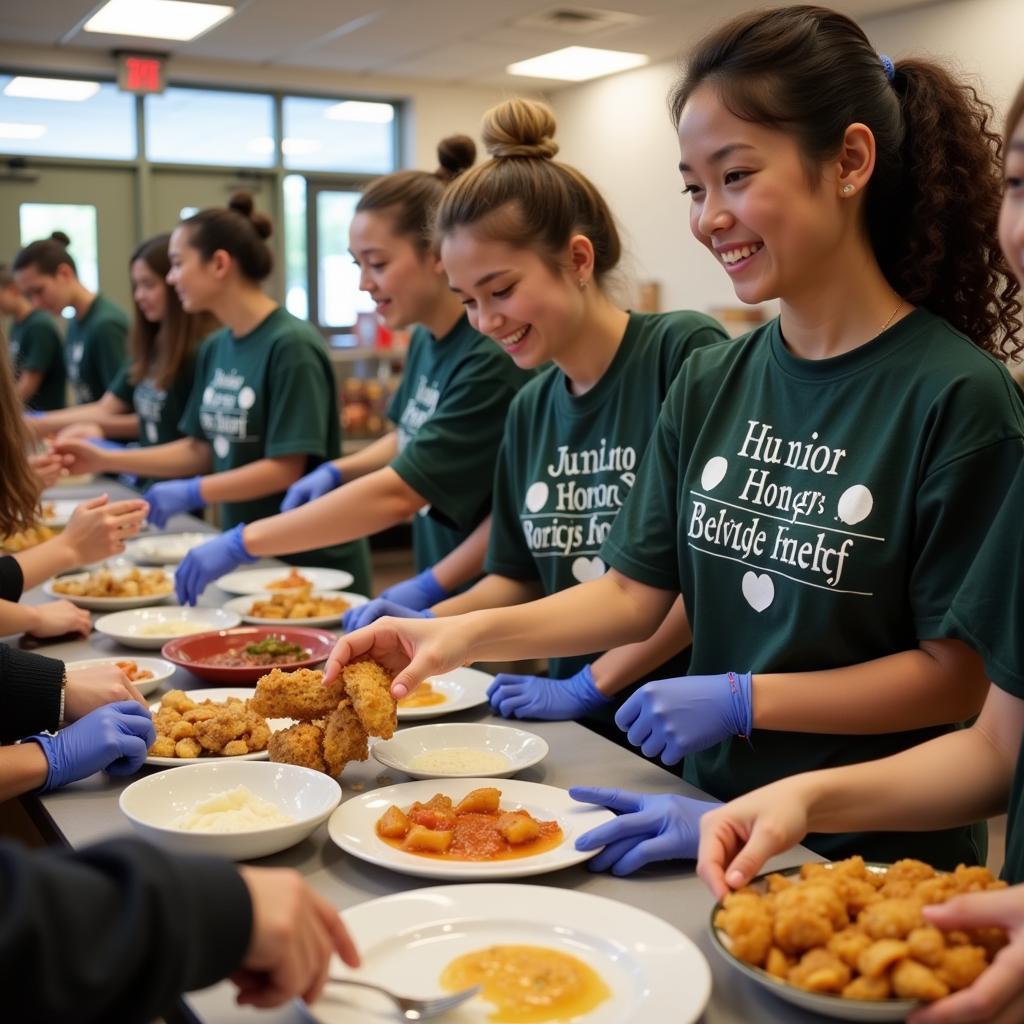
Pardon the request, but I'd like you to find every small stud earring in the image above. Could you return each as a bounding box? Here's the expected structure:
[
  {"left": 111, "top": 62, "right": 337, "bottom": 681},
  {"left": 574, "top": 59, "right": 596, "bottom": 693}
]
[
  {"left": 578, "top": 278, "right": 586, "bottom": 290},
  {"left": 841, "top": 184, "right": 855, "bottom": 195}
]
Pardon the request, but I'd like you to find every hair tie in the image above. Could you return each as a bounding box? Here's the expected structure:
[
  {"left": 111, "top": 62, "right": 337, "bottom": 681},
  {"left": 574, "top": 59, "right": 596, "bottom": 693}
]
[{"left": 879, "top": 53, "right": 895, "bottom": 83}]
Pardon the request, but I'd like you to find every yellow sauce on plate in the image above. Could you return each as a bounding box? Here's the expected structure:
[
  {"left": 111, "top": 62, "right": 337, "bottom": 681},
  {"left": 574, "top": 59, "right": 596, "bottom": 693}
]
[{"left": 398, "top": 681, "right": 447, "bottom": 708}]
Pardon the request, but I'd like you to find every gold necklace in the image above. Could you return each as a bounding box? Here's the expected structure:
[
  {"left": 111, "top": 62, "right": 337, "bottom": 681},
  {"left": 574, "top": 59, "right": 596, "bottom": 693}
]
[{"left": 878, "top": 299, "right": 905, "bottom": 336}]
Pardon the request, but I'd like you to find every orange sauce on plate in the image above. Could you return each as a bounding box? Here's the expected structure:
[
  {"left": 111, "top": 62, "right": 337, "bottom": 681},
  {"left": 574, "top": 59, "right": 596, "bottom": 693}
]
[
  {"left": 380, "top": 811, "right": 562, "bottom": 861},
  {"left": 398, "top": 681, "right": 447, "bottom": 708}
]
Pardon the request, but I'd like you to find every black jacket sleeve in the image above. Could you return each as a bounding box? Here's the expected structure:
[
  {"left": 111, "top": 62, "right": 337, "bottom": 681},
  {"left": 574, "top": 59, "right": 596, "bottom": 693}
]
[
  {"left": 1, "top": 837, "right": 253, "bottom": 1024},
  {"left": 0, "top": 555, "right": 24, "bottom": 602},
  {"left": 0, "top": 643, "right": 63, "bottom": 743}
]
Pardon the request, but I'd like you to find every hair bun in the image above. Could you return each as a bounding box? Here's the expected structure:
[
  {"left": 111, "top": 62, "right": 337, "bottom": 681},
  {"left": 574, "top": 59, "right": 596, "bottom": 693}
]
[
  {"left": 227, "top": 190, "right": 273, "bottom": 240},
  {"left": 436, "top": 134, "right": 477, "bottom": 182},
  {"left": 49, "top": 230, "right": 71, "bottom": 247},
  {"left": 482, "top": 98, "right": 559, "bottom": 160}
]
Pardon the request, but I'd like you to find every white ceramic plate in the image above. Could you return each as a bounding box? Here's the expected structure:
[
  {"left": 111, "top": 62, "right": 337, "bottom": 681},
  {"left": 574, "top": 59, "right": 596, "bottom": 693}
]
[
  {"left": 94, "top": 606, "right": 241, "bottom": 649},
  {"left": 303, "top": 883, "right": 711, "bottom": 1024},
  {"left": 710, "top": 865, "right": 918, "bottom": 1021},
  {"left": 119, "top": 760, "right": 341, "bottom": 861},
  {"left": 42, "top": 499, "right": 81, "bottom": 526},
  {"left": 64, "top": 656, "right": 175, "bottom": 697},
  {"left": 214, "top": 567, "right": 354, "bottom": 596},
  {"left": 397, "top": 667, "right": 493, "bottom": 720},
  {"left": 145, "top": 686, "right": 293, "bottom": 766},
  {"left": 124, "top": 532, "right": 210, "bottom": 564},
  {"left": 327, "top": 777, "right": 614, "bottom": 880},
  {"left": 43, "top": 568, "right": 175, "bottom": 610},
  {"left": 223, "top": 591, "right": 368, "bottom": 628},
  {"left": 372, "top": 723, "right": 548, "bottom": 780}
]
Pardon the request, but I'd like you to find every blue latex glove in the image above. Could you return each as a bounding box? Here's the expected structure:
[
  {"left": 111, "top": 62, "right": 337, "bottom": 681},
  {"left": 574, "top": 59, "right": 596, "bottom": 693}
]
[
  {"left": 487, "top": 664, "right": 610, "bottom": 720},
  {"left": 30, "top": 701, "right": 156, "bottom": 791},
  {"left": 175, "top": 524, "right": 257, "bottom": 605},
  {"left": 615, "top": 671, "right": 752, "bottom": 765},
  {"left": 342, "top": 599, "right": 434, "bottom": 632},
  {"left": 571, "top": 787, "right": 721, "bottom": 875},
  {"left": 377, "top": 568, "right": 448, "bottom": 611},
  {"left": 143, "top": 476, "right": 204, "bottom": 529},
  {"left": 280, "top": 462, "right": 342, "bottom": 512}
]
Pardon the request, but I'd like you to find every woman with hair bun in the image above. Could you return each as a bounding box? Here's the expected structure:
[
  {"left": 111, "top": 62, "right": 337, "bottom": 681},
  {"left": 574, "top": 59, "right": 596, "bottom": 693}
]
[
  {"left": 55, "top": 193, "right": 372, "bottom": 593},
  {"left": 169, "top": 136, "right": 533, "bottom": 607},
  {"left": 14, "top": 231, "right": 128, "bottom": 404},
  {"left": 344, "top": 97, "right": 726, "bottom": 744},
  {"left": 328, "top": 7, "right": 1024, "bottom": 875}
]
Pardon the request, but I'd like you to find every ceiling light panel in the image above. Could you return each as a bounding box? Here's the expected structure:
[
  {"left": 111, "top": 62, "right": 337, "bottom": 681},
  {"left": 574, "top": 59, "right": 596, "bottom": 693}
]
[
  {"left": 507, "top": 46, "right": 648, "bottom": 82},
  {"left": 4, "top": 77, "right": 100, "bottom": 101},
  {"left": 84, "top": 0, "right": 234, "bottom": 42}
]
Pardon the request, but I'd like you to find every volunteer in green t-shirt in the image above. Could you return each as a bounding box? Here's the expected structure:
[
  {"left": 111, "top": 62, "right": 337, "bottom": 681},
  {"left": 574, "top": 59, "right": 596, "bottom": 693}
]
[
  {"left": 342, "top": 99, "right": 727, "bottom": 740},
  {"left": 13, "top": 232, "right": 127, "bottom": 404},
  {"left": 0, "top": 264, "right": 65, "bottom": 411},
  {"left": 692, "top": 80, "right": 1024, "bottom": 1024},
  {"left": 26, "top": 235, "right": 217, "bottom": 463},
  {"left": 169, "top": 136, "right": 532, "bottom": 607},
  {"left": 53, "top": 195, "right": 371, "bottom": 594},
  {"left": 325, "top": 9, "right": 1024, "bottom": 873}
]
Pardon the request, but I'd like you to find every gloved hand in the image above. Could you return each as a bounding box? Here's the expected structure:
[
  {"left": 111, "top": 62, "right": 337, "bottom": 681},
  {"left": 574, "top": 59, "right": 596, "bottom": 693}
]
[
  {"left": 342, "top": 599, "right": 434, "bottom": 633},
  {"left": 175, "top": 524, "right": 257, "bottom": 605},
  {"left": 615, "top": 671, "right": 752, "bottom": 765},
  {"left": 571, "top": 787, "right": 721, "bottom": 875},
  {"left": 143, "top": 476, "right": 204, "bottom": 529},
  {"left": 487, "top": 664, "right": 609, "bottom": 720},
  {"left": 377, "top": 568, "right": 448, "bottom": 611},
  {"left": 280, "top": 462, "right": 342, "bottom": 512},
  {"left": 30, "top": 701, "right": 156, "bottom": 791}
]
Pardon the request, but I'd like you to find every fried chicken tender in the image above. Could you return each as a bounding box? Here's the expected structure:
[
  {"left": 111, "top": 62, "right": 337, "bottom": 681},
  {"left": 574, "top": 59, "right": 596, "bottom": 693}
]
[
  {"left": 341, "top": 658, "right": 397, "bottom": 739},
  {"left": 714, "top": 892, "right": 773, "bottom": 966},
  {"left": 251, "top": 667, "right": 344, "bottom": 720},
  {"left": 322, "top": 700, "right": 369, "bottom": 776},
  {"left": 891, "top": 958, "right": 949, "bottom": 1001},
  {"left": 268, "top": 721, "right": 327, "bottom": 772}
]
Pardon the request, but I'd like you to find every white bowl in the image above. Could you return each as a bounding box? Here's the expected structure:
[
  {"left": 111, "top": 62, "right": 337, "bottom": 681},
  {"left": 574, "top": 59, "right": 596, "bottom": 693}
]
[
  {"left": 372, "top": 723, "right": 549, "bottom": 779},
  {"left": 119, "top": 760, "right": 341, "bottom": 861},
  {"left": 94, "top": 606, "right": 241, "bottom": 649},
  {"left": 63, "top": 656, "right": 175, "bottom": 697}
]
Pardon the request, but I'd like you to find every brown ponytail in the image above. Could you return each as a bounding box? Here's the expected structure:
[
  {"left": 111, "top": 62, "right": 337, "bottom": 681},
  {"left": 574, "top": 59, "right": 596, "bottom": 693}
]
[
  {"left": 435, "top": 98, "right": 622, "bottom": 283},
  {"left": 669, "top": 4, "right": 1021, "bottom": 359},
  {"left": 180, "top": 191, "right": 274, "bottom": 282}
]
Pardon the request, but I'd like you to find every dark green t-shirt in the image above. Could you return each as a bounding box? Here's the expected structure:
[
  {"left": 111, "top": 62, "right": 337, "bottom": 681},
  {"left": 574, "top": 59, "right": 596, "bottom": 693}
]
[
  {"left": 387, "top": 315, "right": 533, "bottom": 572},
  {"left": 65, "top": 294, "right": 128, "bottom": 404},
  {"left": 944, "top": 463, "right": 1024, "bottom": 883},
  {"left": 110, "top": 353, "right": 197, "bottom": 448},
  {"left": 486, "top": 310, "right": 728, "bottom": 680},
  {"left": 604, "top": 308, "right": 1024, "bottom": 867},
  {"left": 10, "top": 309, "right": 66, "bottom": 411},
  {"left": 179, "top": 307, "right": 371, "bottom": 594}
]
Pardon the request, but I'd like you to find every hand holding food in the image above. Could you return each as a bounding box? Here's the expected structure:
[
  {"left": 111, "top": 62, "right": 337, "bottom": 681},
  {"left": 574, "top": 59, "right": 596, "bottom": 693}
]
[
  {"left": 175, "top": 524, "right": 257, "bottom": 605},
  {"left": 234, "top": 865, "right": 359, "bottom": 1008},
  {"left": 28, "top": 450, "right": 65, "bottom": 488},
  {"left": 487, "top": 665, "right": 609, "bottom": 720},
  {"left": 341, "top": 598, "right": 433, "bottom": 632},
  {"left": 571, "top": 787, "right": 719, "bottom": 875},
  {"left": 30, "top": 701, "right": 156, "bottom": 790},
  {"left": 64, "top": 661, "right": 147, "bottom": 722},
  {"left": 615, "top": 672, "right": 753, "bottom": 765},
  {"left": 279, "top": 462, "right": 342, "bottom": 513},
  {"left": 143, "top": 476, "right": 205, "bottom": 530},
  {"left": 51, "top": 438, "right": 113, "bottom": 476},
  {"left": 27, "top": 599, "right": 92, "bottom": 638},
  {"left": 60, "top": 494, "right": 148, "bottom": 564}
]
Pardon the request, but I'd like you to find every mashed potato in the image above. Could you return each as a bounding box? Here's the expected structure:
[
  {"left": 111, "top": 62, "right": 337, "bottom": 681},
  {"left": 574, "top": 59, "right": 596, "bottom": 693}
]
[
  {"left": 171, "top": 785, "right": 294, "bottom": 832},
  {"left": 409, "top": 747, "right": 510, "bottom": 774}
]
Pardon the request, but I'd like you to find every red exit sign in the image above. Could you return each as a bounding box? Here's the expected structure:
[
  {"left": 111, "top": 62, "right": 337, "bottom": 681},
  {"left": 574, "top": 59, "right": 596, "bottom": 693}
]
[{"left": 118, "top": 54, "right": 165, "bottom": 95}]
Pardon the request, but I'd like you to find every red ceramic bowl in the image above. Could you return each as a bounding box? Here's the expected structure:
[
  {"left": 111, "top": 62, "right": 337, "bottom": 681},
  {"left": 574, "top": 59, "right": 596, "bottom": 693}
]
[{"left": 161, "top": 625, "right": 337, "bottom": 684}]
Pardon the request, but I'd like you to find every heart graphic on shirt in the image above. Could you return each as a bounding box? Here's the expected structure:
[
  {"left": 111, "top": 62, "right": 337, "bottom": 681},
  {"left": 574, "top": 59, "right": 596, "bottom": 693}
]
[
  {"left": 837, "top": 484, "right": 874, "bottom": 526},
  {"left": 237, "top": 386, "right": 256, "bottom": 410},
  {"left": 701, "top": 456, "right": 729, "bottom": 491},
  {"left": 741, "top": 571, "right": 774, "bottom": 612},
  {"left": 572, "top": 556, "right": 606, "bottom": 583},
  {"left": 525, "top": 482, "right": 549, "bottom": 514}
]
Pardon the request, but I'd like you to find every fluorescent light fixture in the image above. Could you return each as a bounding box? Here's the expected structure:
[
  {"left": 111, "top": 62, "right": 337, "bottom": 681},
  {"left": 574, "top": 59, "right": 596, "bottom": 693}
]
[
  {"left": 507, "top": 45, "right": 648, "bottom": 82},
  {"left": 324, "top": 100, "right": 394, "bottom": 124},
  {"left": 4, "top": 77, "right": 100, "bottom": 101},
  {"left": 84, "top": 0, "right": 234, "bottom": 42},
  {"left": 0, "top": 122, "right": 47, "bottom": 140}
]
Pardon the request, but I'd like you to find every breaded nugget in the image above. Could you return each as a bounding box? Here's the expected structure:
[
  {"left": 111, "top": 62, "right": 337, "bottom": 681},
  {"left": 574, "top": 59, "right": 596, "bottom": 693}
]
[
  {"left": 169, "top": 720, "right": 194, "bottom": 741},
  {"left": 907, "top": 926, "right": 946, "bottom": 968},
  {"left": 194, "top": 706, "right": 248, "bottom": 753},
  {"left": 160, "top": 690, "right": 195, "bottom": 713},
  {"left": 149, "top": 736, "right": 176, "bottom": 757},
  {"left": 828, "top": 927, "right": 873, "bottom": 969},
  {"left": 174, "top": 737, "right": 201, "bottom": 759},
  {"left": 842, "top": 974, "right": 892, "bottom": 1000},
  {"left": 937, "top": 945, "right": 988, "bottom": 991},
  {"left": 251, "top": 667, "right": 343, "bottom": 720},
  {"left": 858, "top": 898, "right": 923, "bottom": 940},
  {"left": 857, "top": 939, "right": 909, "bottom": 979},
  {"left": 788, "top": 948, "right": 851, "bottom": 993},
  {"left": 268, "top": 721, "right": 327, "bottom": 772},
  {"left": 342, "top": 658, "right": 396, "bottom": 739},
  {"left": 891, "top": 958, "right": 949, "bottom": 1001},
  {"left": 714, "top": 892, "right": 773, "bottom": 966},
  {"left": 222, "top": 739, "right": 249, "bottom": 757},
  {"left": 323, "top": 699, "right": 369, "bottom": 776}
]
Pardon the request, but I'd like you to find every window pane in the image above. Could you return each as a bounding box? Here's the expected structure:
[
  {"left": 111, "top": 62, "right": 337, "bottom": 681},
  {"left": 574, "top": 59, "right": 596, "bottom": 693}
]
[
  {"left": 145, "top": 87, "right": 274, "bottom": 167},
  {"left": 316, "top": 190, "right": 375, "bottom": 328},
  {"left": 283, "top": 174, "right": 308, "bottom": 320},
  {"left": 283, "top": 97, "right": 395, "bottom": 173},
  {"left": 19, "top": 203, "right": 99, "bottom": 296},
  {"left": 0, "top": 76, "right": 135, "bottom": 160}
]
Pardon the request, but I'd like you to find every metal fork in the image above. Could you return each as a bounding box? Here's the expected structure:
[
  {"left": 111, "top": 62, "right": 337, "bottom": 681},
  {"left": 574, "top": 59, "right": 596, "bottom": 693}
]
[{"left": 324, "top": 977, "right": 480, "bottom": 1021}]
